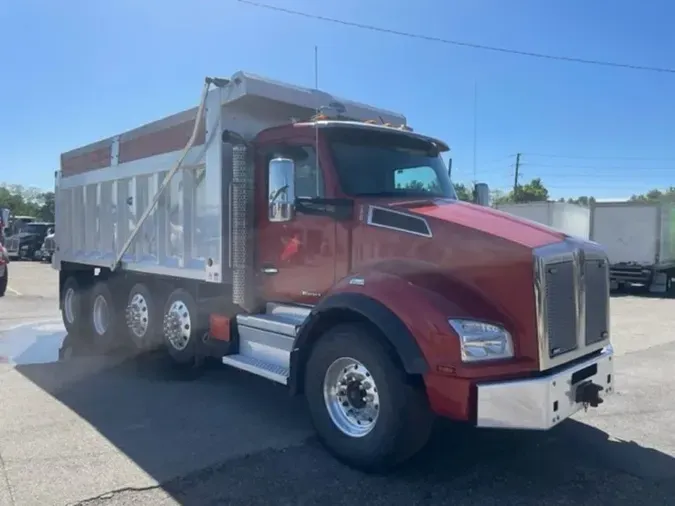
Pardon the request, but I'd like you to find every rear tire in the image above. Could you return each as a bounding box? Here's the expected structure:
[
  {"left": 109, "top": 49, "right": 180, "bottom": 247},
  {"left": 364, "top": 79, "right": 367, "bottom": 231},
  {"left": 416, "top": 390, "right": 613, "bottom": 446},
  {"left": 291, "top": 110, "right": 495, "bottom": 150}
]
[
  {"left": 88, "top": 281, "right": 120, "bottom": 353},
  {"left": 61, "top": 277, "right": 86, "bottom": 335},
  {"left": 125, "top": 282, "right": 162, "bottom": 351},
  {"left": 304, "top": 323, "right": 434, "bottom": 473},
  {"left": 162, "top": 289, "right": 203, "bottom": 366}
]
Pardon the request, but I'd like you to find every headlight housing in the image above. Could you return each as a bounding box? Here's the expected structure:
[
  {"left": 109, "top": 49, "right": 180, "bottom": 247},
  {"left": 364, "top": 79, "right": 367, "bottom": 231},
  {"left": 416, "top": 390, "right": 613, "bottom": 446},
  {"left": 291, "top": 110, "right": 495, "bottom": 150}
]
[{"left": 448, "top": 319, "right": 514, "bottom": 363}]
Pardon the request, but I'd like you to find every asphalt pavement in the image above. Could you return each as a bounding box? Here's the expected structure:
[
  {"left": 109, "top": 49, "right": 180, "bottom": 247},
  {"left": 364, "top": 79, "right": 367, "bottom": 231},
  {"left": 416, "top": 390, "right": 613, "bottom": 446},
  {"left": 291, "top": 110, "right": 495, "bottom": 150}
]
[{"left": 0, "top": 262, "right": 674, "bottom": 506}]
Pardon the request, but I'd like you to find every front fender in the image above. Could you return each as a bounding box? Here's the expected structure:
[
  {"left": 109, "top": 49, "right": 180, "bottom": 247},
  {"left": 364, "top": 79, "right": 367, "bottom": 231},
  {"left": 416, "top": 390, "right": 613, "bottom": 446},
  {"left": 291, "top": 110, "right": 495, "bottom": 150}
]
[{"left": 289, "top": 269, "right": 471, "bottom": 394}]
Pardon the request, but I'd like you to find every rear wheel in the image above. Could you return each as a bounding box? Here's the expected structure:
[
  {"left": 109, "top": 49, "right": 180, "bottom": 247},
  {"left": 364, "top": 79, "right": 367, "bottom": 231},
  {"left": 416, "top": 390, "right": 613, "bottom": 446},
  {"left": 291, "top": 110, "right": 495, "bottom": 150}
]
[
  {"left": 88, "top": 281, "right": 120, "bottom": 353},
  {"left": 61, "top": 277, "right": 86, "bottom": 335},
  {"left": 304, "top": 323, "right": 434, "bottom": 473},
  {"left": 162, "top": 289, "right": 203, "bottom": 365},
  {"left": 125, "top": 283, "right": 162, "bottom": 351}
]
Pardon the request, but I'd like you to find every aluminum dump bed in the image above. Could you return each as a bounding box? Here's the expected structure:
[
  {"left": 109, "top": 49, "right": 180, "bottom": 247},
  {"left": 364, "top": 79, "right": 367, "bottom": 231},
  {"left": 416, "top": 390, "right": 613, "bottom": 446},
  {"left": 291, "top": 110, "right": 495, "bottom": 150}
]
[{"left": 55, "top": 71, "right": 407, "bottom": 283}]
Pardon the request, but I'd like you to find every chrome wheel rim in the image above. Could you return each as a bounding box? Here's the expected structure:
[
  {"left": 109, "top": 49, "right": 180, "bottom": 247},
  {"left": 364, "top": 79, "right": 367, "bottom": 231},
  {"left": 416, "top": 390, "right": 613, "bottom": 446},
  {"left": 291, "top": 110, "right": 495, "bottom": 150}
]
[
  {"left": 126, "top": 293, "right": 149, "bottom": 338},
  {"left": 164, "top": 300, "right": 192, "bottom": 351},
  {"left": 92, "top": 294, "right": 110, "bottom": 336},
  {"left": 323, "top": 357, "right": 380, "bottom": 438}
]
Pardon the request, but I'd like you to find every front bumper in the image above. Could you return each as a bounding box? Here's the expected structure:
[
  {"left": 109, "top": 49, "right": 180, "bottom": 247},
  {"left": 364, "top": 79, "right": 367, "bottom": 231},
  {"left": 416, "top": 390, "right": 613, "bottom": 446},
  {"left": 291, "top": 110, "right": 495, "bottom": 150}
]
[{"left": 476, "top": 345, "right": 614, "bottom": 430}]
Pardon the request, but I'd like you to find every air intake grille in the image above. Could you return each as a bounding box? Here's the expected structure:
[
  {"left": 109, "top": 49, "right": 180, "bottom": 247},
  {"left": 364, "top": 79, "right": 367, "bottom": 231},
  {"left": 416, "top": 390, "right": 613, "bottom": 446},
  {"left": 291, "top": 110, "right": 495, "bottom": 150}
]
[
  {"left": 545, "top": 261, "right": 578, "bottom": 357},
  {"left": 367, "top": 207, "right": 431, "bottom": 237},
  {"left": 584, "top": 259, "right": 609, "bottom": 345}
]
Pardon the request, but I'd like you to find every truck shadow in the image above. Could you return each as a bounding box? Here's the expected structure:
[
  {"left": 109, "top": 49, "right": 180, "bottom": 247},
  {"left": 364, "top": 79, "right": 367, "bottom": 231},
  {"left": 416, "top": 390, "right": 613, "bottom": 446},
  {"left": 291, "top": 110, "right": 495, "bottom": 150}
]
[{"left": 12, "top": 333, "right": 675, "bottom": 505}]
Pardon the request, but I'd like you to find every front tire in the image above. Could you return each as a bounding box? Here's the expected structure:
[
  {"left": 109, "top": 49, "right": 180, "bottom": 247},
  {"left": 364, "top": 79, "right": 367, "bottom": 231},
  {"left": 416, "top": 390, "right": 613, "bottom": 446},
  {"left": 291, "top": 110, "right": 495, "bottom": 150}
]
[{"left": 304, "top": 323, "right": 434, "bottom": 473}]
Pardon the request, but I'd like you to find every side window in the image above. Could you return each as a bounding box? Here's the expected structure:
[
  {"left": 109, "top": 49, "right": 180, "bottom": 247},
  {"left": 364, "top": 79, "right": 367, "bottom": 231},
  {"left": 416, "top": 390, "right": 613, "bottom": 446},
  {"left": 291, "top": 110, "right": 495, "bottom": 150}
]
[
  {"left": 293, "top": 146, "right": 324, "bottom": 198},
  {"left": 267, "top": 145, "right": 324, "bottom": 199},
  {"left": 394, "top": 166, "right": 440, "bottom": 192}
]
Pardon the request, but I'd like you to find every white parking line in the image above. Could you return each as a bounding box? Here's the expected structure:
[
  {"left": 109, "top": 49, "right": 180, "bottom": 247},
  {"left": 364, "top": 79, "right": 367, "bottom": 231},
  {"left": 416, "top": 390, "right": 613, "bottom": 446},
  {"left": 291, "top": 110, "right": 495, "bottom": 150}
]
[{"left": 6, "top": 286, "right": 22, "bottom": 296}]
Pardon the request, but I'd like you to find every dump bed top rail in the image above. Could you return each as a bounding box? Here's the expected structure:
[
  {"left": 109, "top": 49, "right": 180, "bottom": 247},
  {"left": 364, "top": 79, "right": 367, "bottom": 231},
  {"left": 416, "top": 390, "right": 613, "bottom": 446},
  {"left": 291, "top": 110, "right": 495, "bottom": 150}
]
[{"left": 60, "top": 71, "right": 408, "bottom": 178}]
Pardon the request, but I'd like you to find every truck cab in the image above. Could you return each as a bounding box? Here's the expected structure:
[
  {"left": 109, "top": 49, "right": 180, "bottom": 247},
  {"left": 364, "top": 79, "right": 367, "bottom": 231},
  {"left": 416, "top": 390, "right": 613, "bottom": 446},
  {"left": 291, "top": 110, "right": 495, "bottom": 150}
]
[
  {"left": 54, "top": 71, "right": 614, "bottom": 473},
  {"left": 5, "top": 220, "right": 52, "bottom": 260}
]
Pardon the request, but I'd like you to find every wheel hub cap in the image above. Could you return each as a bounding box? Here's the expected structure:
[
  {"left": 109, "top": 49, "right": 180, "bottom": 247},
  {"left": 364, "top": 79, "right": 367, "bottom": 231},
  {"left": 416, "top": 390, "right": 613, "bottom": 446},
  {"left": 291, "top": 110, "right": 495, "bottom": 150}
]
[
  {"left": 125, "top": 294, "right": 149, "bottom": 338},
  {"left": 163, "top": 301, "right": 191, "bottom": 351},
  {"left": 323, "top": 358, "right": 380, "bottom": 438}
]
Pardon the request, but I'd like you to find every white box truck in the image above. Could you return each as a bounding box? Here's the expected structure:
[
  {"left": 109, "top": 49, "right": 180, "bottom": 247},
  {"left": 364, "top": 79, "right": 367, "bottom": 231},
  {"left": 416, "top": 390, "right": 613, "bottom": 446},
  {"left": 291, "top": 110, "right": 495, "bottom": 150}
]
[
  {"left": 590, "top": 201, "right": 675, "bottom": 292},
  {"left": 494, "top": 202, "right": 591, "bottom": 240}
]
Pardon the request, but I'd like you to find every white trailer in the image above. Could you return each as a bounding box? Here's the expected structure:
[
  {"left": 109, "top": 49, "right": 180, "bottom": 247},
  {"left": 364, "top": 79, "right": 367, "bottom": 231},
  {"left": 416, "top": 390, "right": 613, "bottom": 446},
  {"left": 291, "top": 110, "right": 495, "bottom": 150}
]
[
  {"left": 590, "top": 201, "right": 675, "bottom": 291},
  {"left": 494, "top": 202, "right": 591, "bottom": 240}
]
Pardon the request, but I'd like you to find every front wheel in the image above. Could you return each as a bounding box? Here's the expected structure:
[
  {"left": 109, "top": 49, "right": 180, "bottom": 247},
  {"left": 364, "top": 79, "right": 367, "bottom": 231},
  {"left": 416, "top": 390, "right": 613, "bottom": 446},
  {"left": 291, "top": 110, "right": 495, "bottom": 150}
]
[{"left": 304, "top": 323, "right": 434, "bottom": 473}]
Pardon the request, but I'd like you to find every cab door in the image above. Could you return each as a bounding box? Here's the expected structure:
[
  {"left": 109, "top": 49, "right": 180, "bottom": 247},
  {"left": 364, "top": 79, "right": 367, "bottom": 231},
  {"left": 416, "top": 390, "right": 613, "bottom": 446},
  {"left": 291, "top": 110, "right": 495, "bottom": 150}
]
[{"left": 255, "top": 140, "right": 337, "bottom": 305}]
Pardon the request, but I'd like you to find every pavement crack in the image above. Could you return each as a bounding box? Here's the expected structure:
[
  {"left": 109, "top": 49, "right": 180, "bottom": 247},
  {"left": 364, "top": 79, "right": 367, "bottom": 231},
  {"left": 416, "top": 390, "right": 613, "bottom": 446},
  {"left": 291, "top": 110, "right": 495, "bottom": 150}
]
[
  {"left": 68, "top": 485, "right": 163, "bottom": 505},
  {"left": 0, "top": 447, "right": 16, "bottom": 505}
]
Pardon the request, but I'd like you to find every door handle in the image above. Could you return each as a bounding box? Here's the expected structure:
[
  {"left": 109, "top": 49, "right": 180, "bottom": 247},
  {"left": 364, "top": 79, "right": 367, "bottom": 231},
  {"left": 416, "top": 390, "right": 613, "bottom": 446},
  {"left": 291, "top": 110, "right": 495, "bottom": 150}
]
[{"left": 261, "top": 264, "right": 279, "bottom": 275}]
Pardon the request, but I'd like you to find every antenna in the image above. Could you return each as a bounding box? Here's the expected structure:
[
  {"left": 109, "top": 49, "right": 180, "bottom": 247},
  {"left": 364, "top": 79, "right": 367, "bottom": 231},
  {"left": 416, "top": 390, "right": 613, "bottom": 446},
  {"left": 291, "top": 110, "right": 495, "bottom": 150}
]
[
  {"left": 314, "top": 45, "right": 320, "bottom": 194},
  {"left": 472, "top": 80, "right": 478, "bottom": 183}
]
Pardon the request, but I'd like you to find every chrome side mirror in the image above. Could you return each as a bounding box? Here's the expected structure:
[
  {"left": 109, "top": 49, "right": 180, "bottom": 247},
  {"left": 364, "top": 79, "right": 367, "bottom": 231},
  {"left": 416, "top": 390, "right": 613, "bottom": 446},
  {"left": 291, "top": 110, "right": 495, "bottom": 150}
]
[
  {"left": 268, "top": 157, "right": 296, "bottom": 222},
  {"left": 474, "top": 182, "right": 490, "bottom": 207}
]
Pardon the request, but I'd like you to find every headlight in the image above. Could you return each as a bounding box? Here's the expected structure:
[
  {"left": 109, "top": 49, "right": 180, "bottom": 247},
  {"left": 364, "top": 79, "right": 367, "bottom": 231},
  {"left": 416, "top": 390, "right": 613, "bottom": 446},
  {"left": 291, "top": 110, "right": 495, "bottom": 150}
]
[{"left": 448, "top": 319, "right": 514, "bottom": 363}]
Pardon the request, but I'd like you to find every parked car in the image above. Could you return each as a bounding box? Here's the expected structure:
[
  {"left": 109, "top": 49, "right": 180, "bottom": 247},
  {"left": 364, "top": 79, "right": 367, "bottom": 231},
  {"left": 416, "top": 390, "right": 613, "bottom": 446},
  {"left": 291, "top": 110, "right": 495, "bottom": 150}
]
[{"left": 0, "top": 242, "right": 8, "bottom": 296}]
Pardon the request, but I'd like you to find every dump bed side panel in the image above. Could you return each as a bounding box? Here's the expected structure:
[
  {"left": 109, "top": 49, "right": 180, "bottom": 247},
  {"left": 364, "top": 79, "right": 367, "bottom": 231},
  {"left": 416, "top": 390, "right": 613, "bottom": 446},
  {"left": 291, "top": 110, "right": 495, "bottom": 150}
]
[
  {"left": 55, "top": 90, "right": 227, "bottom": 283},
  {"left": 60, "top": 108, "right": 206, "bottom": 178}
]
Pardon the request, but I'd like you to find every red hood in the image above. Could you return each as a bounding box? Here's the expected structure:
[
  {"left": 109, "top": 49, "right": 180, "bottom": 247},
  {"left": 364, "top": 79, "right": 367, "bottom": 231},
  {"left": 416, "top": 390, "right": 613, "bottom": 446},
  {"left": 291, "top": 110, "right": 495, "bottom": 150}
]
[{"left": 394, "top": 199, "right": 564, "bottom": 248}]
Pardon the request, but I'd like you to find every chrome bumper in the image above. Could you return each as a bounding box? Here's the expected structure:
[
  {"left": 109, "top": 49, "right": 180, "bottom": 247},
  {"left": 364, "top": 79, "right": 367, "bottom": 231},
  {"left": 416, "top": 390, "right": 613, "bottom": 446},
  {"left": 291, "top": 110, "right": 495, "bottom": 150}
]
[{"left": 476, "top": 346, "right": 614, "bottom": 430}]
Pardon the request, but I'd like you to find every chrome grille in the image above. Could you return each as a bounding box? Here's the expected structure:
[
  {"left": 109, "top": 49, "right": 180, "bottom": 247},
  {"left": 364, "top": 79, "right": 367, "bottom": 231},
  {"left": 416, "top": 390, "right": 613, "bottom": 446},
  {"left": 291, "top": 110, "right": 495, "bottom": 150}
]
[
  {"left": 544, "top": 261, "right": 578, "bottom": 356},
  {"left": 534, "top": 239, "right": 610, "bottom": 370},
  {"left": 584, "top": 258, "right": 610, "bottom": 346},
  {"left": 44, "top": 236, "right": 55, "bottom": 251},
  {"left": 8, "top": 238, "right": 19, "bottom": 251}
]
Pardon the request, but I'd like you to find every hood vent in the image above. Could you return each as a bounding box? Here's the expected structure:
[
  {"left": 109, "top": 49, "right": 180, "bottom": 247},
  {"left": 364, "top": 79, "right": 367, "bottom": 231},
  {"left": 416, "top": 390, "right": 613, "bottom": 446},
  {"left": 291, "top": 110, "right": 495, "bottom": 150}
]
[{"left": 366, "top": 206, "right": 432, "bottom": 238}]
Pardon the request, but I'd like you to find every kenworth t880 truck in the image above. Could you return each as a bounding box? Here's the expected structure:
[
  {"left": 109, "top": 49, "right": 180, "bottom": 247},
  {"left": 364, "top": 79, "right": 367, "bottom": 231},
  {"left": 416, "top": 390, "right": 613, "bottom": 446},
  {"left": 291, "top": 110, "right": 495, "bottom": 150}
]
[{"left": 54, "top": 72, "right": 614, "bottom": 472}]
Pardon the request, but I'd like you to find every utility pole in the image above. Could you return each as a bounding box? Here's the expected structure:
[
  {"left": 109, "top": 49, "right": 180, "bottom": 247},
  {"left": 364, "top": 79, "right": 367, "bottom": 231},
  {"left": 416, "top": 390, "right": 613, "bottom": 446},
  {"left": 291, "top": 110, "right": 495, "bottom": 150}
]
[{"left": 513, "top": 153, "right": 521, "bottom": 200}]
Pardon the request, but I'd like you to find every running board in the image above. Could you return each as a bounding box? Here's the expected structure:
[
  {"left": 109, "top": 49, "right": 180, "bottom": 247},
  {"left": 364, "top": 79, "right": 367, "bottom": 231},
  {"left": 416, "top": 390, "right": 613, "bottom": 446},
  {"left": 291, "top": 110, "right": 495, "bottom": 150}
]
[
  {"left": 221, "top": 355, "right": 289, "bottom": 384},
  {"left": 221, "top": 306, "right": 311, "bottom": 385}
]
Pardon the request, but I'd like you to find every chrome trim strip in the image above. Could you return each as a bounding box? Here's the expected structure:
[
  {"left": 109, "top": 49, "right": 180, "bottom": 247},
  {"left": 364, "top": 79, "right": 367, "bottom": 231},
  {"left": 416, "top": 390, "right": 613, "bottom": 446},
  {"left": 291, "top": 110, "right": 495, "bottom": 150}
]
[
  {"left": 366, "top": 205, "right": 433, "bottom": 238},
  {"left": 533, "top": 238, "right": 611, "bottom": 371}
]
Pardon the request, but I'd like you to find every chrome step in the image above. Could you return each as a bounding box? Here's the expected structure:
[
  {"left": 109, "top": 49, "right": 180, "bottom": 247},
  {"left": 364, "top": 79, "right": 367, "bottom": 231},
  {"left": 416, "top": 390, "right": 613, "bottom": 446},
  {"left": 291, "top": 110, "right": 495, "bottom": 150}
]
[
  {"left": 224, "top": 308, "right": 312, "bottom": 384},
  {"left": 221, "top": 355, "right": 289, "bottom": 385},
  {"left": 265, "top": 302, "right": 312, "bottom": 322}
]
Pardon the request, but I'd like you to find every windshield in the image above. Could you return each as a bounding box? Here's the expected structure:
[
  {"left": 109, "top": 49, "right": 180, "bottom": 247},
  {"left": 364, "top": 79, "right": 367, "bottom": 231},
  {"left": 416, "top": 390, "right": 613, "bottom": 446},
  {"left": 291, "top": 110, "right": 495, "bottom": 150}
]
[
  {"left": 326, "top": 128, "right": 457, "bottom": 199},
  {"left": 22, "top": 223, "right": 50, "bottom": 235}
]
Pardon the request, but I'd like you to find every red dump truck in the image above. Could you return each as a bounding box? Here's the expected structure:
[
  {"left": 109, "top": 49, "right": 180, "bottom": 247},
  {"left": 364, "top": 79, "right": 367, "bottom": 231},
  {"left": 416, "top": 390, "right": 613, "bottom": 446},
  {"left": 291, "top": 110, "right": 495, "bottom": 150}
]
[{"left": 54, "top": 72, "right": 614, "bottom": 471}]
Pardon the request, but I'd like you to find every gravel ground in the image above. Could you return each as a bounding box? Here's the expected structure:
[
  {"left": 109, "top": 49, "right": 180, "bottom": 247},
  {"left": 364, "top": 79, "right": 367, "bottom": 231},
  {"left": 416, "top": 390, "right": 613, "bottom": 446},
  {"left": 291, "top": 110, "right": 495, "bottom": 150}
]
[{"left": 0, "top": 262, "right": 673, "bottom": 506}]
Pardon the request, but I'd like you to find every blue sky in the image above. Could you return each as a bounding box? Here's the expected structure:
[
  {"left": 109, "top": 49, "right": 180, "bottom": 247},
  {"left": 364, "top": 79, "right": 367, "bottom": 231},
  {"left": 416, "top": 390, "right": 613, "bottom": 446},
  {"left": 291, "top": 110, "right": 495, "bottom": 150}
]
[{"left": 1, "top": 0, "right": 675, "bottom": 200}]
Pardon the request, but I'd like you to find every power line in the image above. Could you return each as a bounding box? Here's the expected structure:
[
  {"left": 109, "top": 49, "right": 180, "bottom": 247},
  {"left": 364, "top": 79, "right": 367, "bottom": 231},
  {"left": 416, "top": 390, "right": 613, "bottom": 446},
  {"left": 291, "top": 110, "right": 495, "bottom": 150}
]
[
  {"left": 236, "top": 0, "right": 675, "bottom": 75},
  {"left": 521, "top": 162, "right": 675, "bottom": 171},
  {"left": 522, "top": 152, "right": 675, "bottom": 161}
]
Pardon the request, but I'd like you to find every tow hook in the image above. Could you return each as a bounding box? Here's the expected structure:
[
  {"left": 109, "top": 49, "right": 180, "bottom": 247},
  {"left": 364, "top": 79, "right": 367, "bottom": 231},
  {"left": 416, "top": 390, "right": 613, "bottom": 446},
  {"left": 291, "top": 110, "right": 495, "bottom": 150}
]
[{"left": 575, "top": 381, "right": 604, "bottom": 409}]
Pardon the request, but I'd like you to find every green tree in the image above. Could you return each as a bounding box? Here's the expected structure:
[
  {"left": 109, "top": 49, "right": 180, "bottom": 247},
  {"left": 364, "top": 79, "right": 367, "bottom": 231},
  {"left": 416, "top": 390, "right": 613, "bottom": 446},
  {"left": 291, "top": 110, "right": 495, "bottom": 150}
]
[
  {"left": 454, "top": 183, "right": 473, "bottom": 201},
  {"left": 491, "top": 178, "right": 550, "bottom": 204},
  {"left": 630, "top": 187, "right": 675, "bottom": 202}
]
